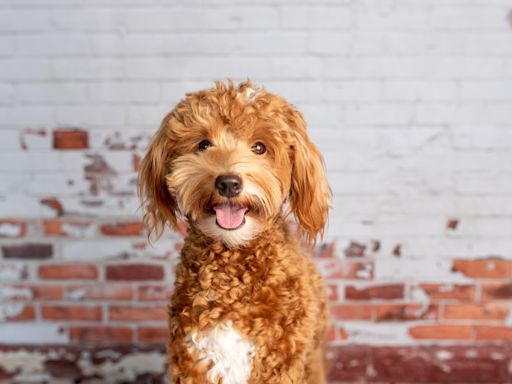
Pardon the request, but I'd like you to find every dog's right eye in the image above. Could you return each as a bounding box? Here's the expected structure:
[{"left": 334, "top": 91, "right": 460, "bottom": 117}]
[{"left": 198, "top": 140, "right": 212, "bottom": 151}]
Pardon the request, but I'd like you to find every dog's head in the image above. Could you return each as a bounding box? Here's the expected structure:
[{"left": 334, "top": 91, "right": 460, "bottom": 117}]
[{"left": 138, "top": 80, "right": 330, "bottom": 247}]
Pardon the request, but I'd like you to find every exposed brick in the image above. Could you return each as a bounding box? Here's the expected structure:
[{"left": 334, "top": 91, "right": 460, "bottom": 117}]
[
  {"left": 409, "top": 325, "right": 473, "bottom": 340},
  {"left": 447, "top": 218, "right": 459, "bottom": 230},
  {"left": 444, "top": 303, "right": 509, "bottom": 321},
  {"left": 53, "top": 129, "right": 88, "bottom": 150},
  {"left": 475, "top": 326, "right": 512, "bottom": 341},
  {"left": 2, "top": 243, "right": 53, "bottom": 260},
  {"left": 137, "top": 285, "right": 173, "bottom": 301},
  {"left": 40, "top": 198, "right": 64, "bottom": 216},
  {"left": 106, "top": 264, "right": 164, "bottom": 281},
  {"left": 420, "top": 283, "right": 475, "bottom": 301},
  {"left": 66, "top": 285, "right": 132, "bottom": 301},
  {"left": 326, "top": 346, "right": 370, "bottom": 382},
  {"left": 38, "top": 264, "right": 98, "bottom": 280},
  {"left": 0, "top": 219, "right": 27, "bottom": 238},
  {"left": 481, "top": 282, "right": 512, "bottom": 300},
  {"left": 344, "top": 241, "right": 366, "bottom": 258},
  {"left": 42, "top": 305, "right": 102, "bottom": 321},
  {"left": 109, "top": 305, "right": 166, "bottom": 322},
  {"left": 316, "top": 259, "right": 373, "bottom": 280},
  {"left": 68, "top": 326, "right": 133, "bottom": 343},
  {"left": 452, "top": 258, "right": 511, "bottom": 279},
  {"left": 345, "top": 284, "right": 404, "bottom": 300},
  {"left": 4, "top": 304, "right": 36, "bottom": 321},
  {"left": 100, "top": 221, "right": 145, "bottom": 237},
  {"left": 375, "top": 304, "right": 438, "bottom": 322},
  {"left": 310, "top": 242, "right": 335, "bottom": 258},
  {"left": 326, "top": 284, "right": 339, "bottom": 302},
  {"left": 330, "top": 303, "right": 373, "bottom": 320},
  {"left": 2, "top": 285, "right": 63, "bottom": 301},
  {"left": 132, "top": 153, "right": 141, "bottom": 172},
  {"left": 137, "top": 327, "right": 168, "bottom": 343},
  {"left": 43, "top": 219, "right": 94, "bottom": 237}
]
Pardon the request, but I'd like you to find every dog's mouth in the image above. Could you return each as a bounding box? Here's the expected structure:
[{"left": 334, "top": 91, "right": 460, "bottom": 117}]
[{"left": 212, "top": 204, "right": 248, "bottom": 231}]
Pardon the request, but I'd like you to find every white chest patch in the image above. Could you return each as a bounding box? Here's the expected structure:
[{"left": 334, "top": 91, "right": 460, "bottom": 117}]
[{"left": 187, "top": 321, "right": 254, "bottom": 384}]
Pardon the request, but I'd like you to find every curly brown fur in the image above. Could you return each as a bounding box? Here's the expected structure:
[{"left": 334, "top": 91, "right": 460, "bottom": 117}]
[{"left": 139, "top": 80, "right": 331, "bottom": 383}]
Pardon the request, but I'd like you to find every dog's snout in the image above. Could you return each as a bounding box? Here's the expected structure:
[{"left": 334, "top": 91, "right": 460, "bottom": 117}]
[{"left": 215, "top": 174, "right": 242, "bottom": 198}]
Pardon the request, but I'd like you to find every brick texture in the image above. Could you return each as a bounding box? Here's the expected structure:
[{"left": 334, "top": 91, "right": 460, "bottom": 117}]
[{"left": 1, "top": 0, "right": 512, "bottom": 382}]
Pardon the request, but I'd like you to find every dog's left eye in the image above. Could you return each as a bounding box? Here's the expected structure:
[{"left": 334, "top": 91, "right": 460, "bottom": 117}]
[
  {"left": 198, "top": 140, "right": 212, "bottom": 151},
  {"left": 251, "top": 142, "right": 266, "bottom": 155}
]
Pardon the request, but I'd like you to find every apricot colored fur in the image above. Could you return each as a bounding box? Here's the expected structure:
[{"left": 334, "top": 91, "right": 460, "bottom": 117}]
[{"left": 139, "top": 80, "right": 330, "bottom": 383}]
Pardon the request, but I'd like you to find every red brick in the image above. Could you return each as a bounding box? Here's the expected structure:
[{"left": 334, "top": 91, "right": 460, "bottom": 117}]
[
  {"left": 137, "top": 327, "right": 168, "bottom": 343},
  {"left": 69, "top": 326, "right": 133, "bottom": 343},
  {"left": 53, "top": 129, "right": 88, "bottom": 150},
  {"left": 375, "top": 304, "right": 438, "bottom": 322},
  {"left": 475, "top": 326, "right": 512, "bottom": 341},
  {"left": 345, "top": 284, "right": 404, "bottom": 301},
  {"left": 4, "top": 285, "right": 63, "bottom": 301},
  {"left": 100, "top": 222, "right": 145, "bottom": 236},
  {"left": 137, "top": 285, "right": 173, "bottom": 301},
  {"left": 4, "top": 305, "right": 36, "bottom": 321},
  {"left": 132, "top": 153, "right": 141, "bottom": 172},
  {"left": 452, "top": 258, "right": 511, "bottom": 279},
  {"left": 40, "top": 198, "right": 64, "bottom": 216},
  {"left": 66, "top": 285, "right": 132, "bottom": 301},
  {"left": 109, "top": 305, "right": 166, "bottom": 322},
  {"left": 0, "top": 220, "right": 26, "bottom": 238},
  {"left": 326, "top": 284, "right": 339, "bottom": 302},
  {"left": 481, "top": 282, "right": 512, "bottom": 300},
  {"left": 106, "top": 264, "right": 164, "bottom": 281},
  {"left": 330, "top": 304, "right": 373, "bottom": 320},
  {"left": 444, "top": 303, "right": 509, "bottom": 321},
  {"left": 39, "top": 264, "right": 98, "bottom": 280},
  {"left": 344, "top": 241, "right": 366, "bottom": 258},
  {"left": 42, "top": 305, "right": 102, "bottom": 321},
  {"left": 310, "top": 242, "right": 335, "bottom": 258},
  {"left": 419, "top": 283, "right": 475, "bottom": 301},
  {"left": 43, "top": 219, "right": 93, "bottom": 237},
  {"left": 409, "top": 325, "right": 472, "bottom": 340}
]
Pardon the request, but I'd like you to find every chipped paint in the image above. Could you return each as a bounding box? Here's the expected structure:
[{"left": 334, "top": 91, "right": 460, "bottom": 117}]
[
  {"left": 0, "top": 222, "right": 23, "bottom": 237},
  {"left": 0, "top": 303, "right": 25, "bottom": 321},
  {"left": 0, "top": 286, "right": 33, "bottom": 300},
  {"left": 61, "top": 222, "right": 96, "bottom": 238},
  {"left": 436, "top": 350, "right": 453, "bottom": 361},
  {"left": 84, "top": 154, "right": 116, "bottom": 195},
  {"left": 78, "top": 352, "right": 165, "bottom": 382},
  {"left": 0, "top": 350, "right": 46, "bottom": 375}
]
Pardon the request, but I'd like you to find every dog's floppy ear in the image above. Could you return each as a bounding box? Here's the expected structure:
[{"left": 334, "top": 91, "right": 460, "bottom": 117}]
[
  {"left": 286, "top": 107, "right": 331, "bottom": 243},
  {"left": 138, "top": 114, "right": 178, "bottom": 240}
]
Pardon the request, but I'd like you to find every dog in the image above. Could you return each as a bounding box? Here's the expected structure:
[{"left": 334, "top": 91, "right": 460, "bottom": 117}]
[{"left": 138, "top": 80, "right": 331, "bottom": 383}]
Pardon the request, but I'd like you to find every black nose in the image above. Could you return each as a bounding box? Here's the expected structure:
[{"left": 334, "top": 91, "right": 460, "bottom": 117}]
[{"left": 215, "top": 174, "right": 242, "bottom": 198}]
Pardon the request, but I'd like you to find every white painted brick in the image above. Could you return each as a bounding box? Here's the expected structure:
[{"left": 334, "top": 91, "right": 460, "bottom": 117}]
[
  {"left": 431, "top": 7, "right": 510, "bottom": 30},
  {"left": 122, "top": 7, "right": 278, "bottom": 31},
  {"left": 354, "top": 7, "right": 430, "bottom": 31},
  {"left": 346, "top": 104, "right": 413, "bottom": 125},
  {"left": 0, "top": 10, "right": 52, "bottom": 31},
  {"left": 87, "top": 82, "right": 161, "bottom": 103},
  {"left": 0, "top": 324, "right": 68, "bottom": 344},
  {"left": 324, "top": 81, "right": 382, "bottom": 101},
  {"left": 455, "top": 172, "right": 512, "bottom": 194},
  {"left": 308, "top": 32, "right": 351, "bottom": 54},
  {"left": 52, "top": 59, "right": 125, "bottom": 80},
  {"left": 0, "top": 84, "right": 15, "bottom": 104},
  {"left": 452, "top": 126, "right": 512, "bottom": 149},
  {"left": 55, "top": 106, "right": 126, "bottom": 126},
  {"left": 0, "top": 59, "right": 52, "bottom": 80},
  {"left": 15, "top": 34, "right": 91, "bottom": 56},
  {"left": 15, "top": 83, "right": 88, "bottom": 103},
  {"left": 383, "top": 81, "right": 458, "bottom": 102},
  {"left": 281, "top": 6, "right": 351, "bottom": 29},
  {"left": 234, "top": 32, "right": 308, "bottom": 54},
  {"left": 460, "top": 81, "right": 512, "bottom": 101},
  {"left": 464, "top": 33, "right": 512, "bottom": 54},
  {"left": 0, "top": 106, "right": 55, "bottom": 125}
]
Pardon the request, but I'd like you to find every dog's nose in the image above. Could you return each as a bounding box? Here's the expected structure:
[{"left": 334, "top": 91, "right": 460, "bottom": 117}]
[{"left": 215, "top": 174, "right": 242, "bottom": 198}]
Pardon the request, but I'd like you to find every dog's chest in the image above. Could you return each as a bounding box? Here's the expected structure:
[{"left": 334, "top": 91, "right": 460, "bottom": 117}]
[{"left": 187, "top": 320, "right": 254, "bottom": 384}]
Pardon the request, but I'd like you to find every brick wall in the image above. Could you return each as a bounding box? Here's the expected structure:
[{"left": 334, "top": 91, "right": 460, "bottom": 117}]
[{"left": 1, "top": 0, "right": 512, "bottom": 382}]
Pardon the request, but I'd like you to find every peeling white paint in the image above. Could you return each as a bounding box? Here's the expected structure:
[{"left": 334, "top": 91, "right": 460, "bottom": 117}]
[
  {"left": 0, "top": 302, "right": 25, "bottom": 321},
  {"left": 0, "top": 286, "right": 33, "bottom": 300},
  {"left": 436, "top": 350, "right": 453, "bottom": 361},
  {"left": 340, "top": 322, "right": 413, "bottom": 345},
  {"left": 0, "top": 324, "right": 68, "bottom": 344},
  {"left": 0, "top": 263, "right": 26, "bottom": 280},
  {"left": 61, "top": 222, "right": 96, "bottom": 238},
  {"left": 0, "top": 350, "right": 46, "bottom": 374},
  {"left": 78, "top": 352, "right": 165, "bottom": 383},
  {"left": 0, "top": 222, "right": 23, "bottom": 237}
]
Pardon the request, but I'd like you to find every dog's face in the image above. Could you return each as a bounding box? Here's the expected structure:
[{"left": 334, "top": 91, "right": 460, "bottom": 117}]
[{"left": 139, "top": 81, "right": 330, "bottom": 247}]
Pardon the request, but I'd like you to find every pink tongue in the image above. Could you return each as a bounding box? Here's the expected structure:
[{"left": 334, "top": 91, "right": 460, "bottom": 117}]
[{"left": 214, "top": 204, "right": 247, "bottom": 229}]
